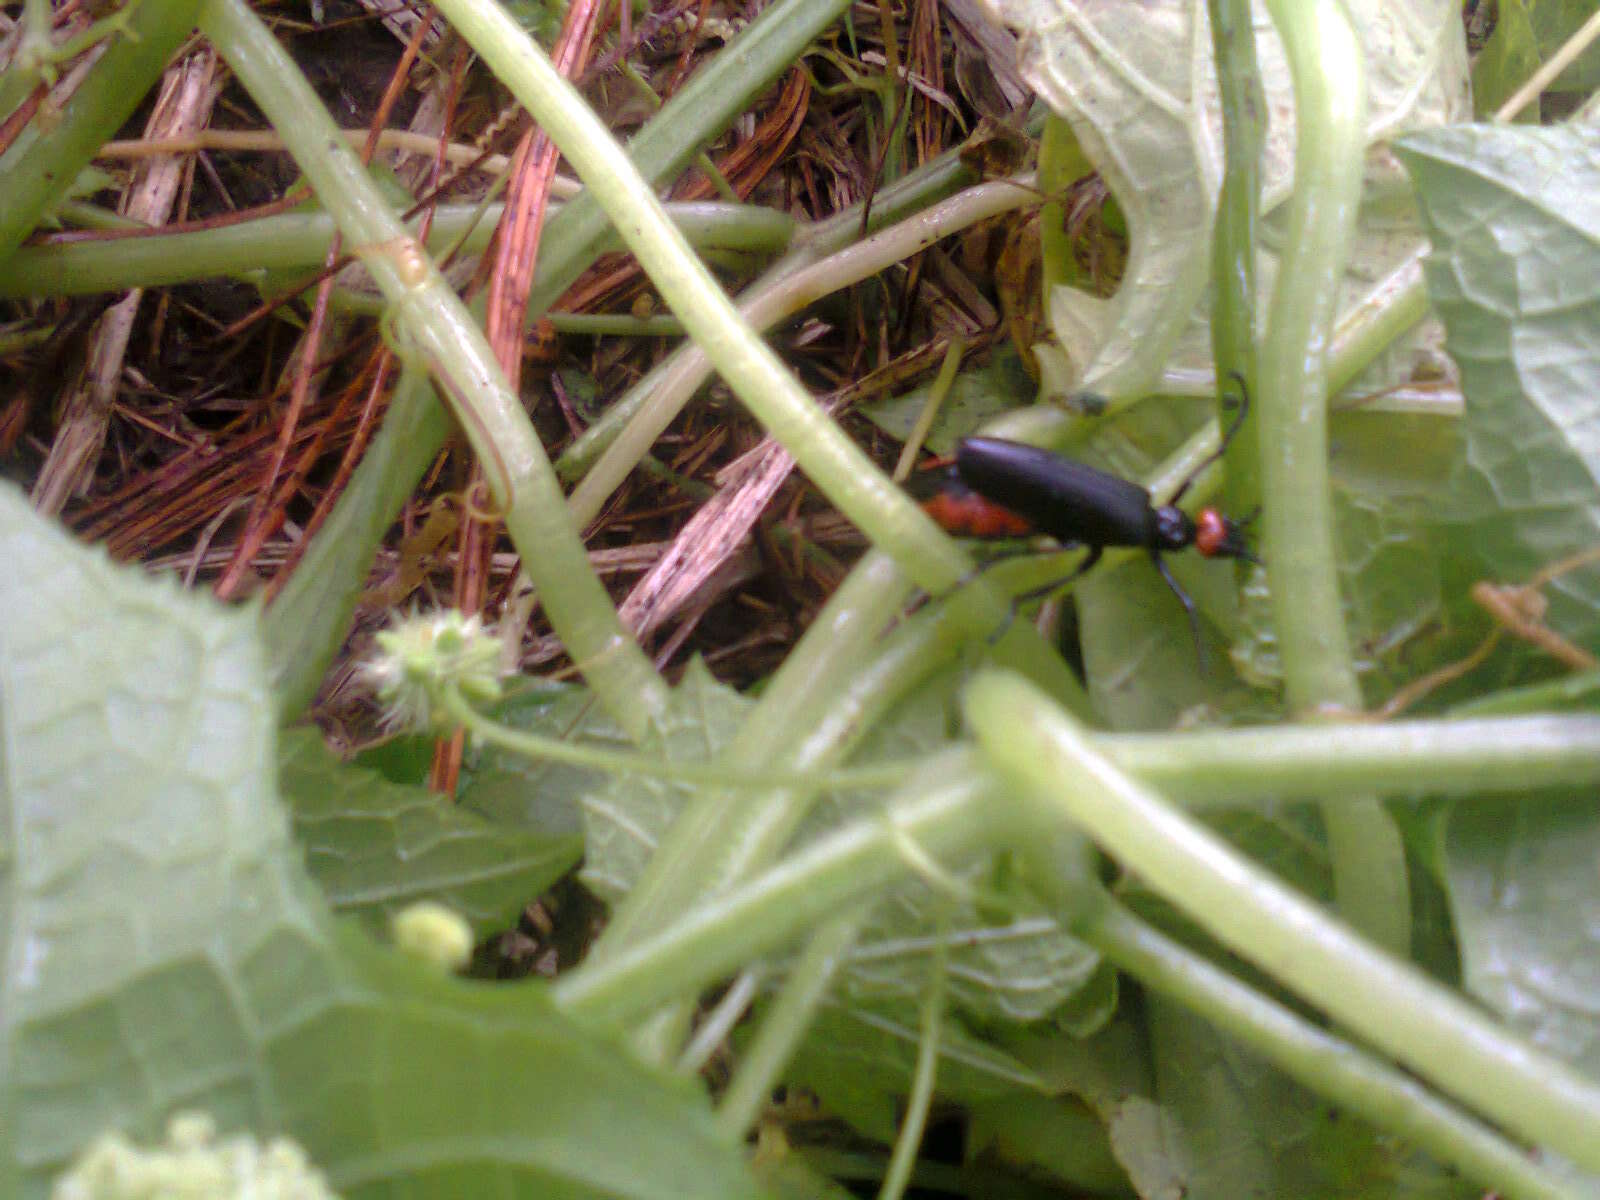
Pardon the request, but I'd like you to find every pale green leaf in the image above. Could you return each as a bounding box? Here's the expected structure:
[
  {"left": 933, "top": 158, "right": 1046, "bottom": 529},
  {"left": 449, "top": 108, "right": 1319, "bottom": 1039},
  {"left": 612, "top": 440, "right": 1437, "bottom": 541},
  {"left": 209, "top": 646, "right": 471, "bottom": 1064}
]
[
  {"left": 0, "top": 483, "right": 767, "bottom": 1199},
  {"left": 1126, "top": 998, "right": 1476, "bottom": 1200},
  {"left": 1444, "top": 794, "right": 1600, "bottom": 1075},
  {"left": 977, "top": 0, "right": 1465, "bottom": 397},
  {"left": 1397, "top": 123, "right": 1600, "bottom": 653}
]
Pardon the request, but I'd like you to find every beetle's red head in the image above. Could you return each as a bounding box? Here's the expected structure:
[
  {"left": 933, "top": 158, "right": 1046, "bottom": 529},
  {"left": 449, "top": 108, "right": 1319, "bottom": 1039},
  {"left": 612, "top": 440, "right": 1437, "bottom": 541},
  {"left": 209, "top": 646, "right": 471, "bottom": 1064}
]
[{"left": 1194, "top": 507, "right": 1259, "bottom": 562}]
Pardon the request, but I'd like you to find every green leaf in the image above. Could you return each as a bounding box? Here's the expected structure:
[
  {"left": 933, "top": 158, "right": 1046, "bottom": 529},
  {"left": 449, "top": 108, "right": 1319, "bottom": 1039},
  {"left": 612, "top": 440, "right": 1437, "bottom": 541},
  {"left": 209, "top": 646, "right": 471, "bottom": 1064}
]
[
  {"left": 1470, "top": 0, "right": 1544, "bottom": 119},
  {"left": 1126, "top": 999, "right": 1476, "bottom": 1200},
  {"left": 454, "top": 682, "right": 613, "bottom": 837},
  {"left": 279, "top": 727, "right": 581, "bottom": 936},
  {"left": 1396, "top": 124, "right": 1600, "bottom": 654},
  {"left": 1443, "top": 793, "right": 1600, "bottom": 1076},
  {"left": 964, "top": 1090, "right": 1129, "bottom": 1194},
  {"left": 808, "top": 677, "right": 1112, "bottom": 1024},
  {"left": 576, "top": 659, "right": 752, "bottom": 902},
  {"left": 774, "top": 1002, "right": 1049, "bottom": 1144},
  {"left": 970, "top": 1017, "right": 1150, "bottom": 1194},
  {"left": 0, "top": 483, "right": 768, "bottom": 1199},
  {"left": 858, "top": 346, "right": 1033, "bottom": 453},
  {"left": 1474, "top": 0, "right": 1600, "bottom": 116}
]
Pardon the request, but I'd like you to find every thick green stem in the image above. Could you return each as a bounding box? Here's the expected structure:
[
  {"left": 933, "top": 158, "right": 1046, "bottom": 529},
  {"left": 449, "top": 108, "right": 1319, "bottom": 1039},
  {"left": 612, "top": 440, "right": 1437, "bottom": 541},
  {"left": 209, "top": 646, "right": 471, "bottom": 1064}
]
[
  {"left": 1256, "top": 0, "right": 1364, "bottom": 712},
  {"left": 199, "top": 0, "right": 668, "bottom": 735},
  {"left": 0, "top": 0, "right": 200, "bottom": 264},
  {"left": 1097, "top": 714, "right": 1600, "bottom": 803},
  {"left": 963, "top": 670, "right": 1600, "bottom": 1175},
  {"left": 265, "top": 369, "right": 451, "bottom": 721},
  {"left": 592, "top": 555, "right": 913, "bottom": 960},
  {"left": 1260, "top": 0, "right": 1409, "bottom": 955},
  {"left": 0, "top": 201, "right": 794, "bottom": 298},
  {"left": 1207, "top": 0, "right": 1265, "bottom": 514}
]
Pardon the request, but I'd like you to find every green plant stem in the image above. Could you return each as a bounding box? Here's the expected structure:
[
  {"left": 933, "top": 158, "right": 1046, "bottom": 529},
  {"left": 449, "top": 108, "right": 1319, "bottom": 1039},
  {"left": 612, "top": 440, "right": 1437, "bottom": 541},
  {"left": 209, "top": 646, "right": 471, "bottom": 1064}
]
[
  {"left": 1035, "top": 115, "right": 1084, "bottom": 292},
  {"left": 878, "top": 928, "right": 947, "bottom": 1200},
  {"left": 551, "top": 772, "right": 1008, "bottom": 1024},
  {"left": 520, "top": 0, "right": 855, "bottom": 321},
  {"left": 427, "top": 0, "right": 1023, "bottom": 636},
  {"left": 563, "top": 175, "right": 1037, "bottom": 527},
  {"left": 713, "top": 910, "right": 869, "bottom": 1140},
  {"left": 1326, "top": 248, "right": 1429, "bottom": 395},
  {"left": 1084, "top": 903, "right": 1585, "bottom": 1200},
  {"left": 0, "top": 0, "right": 200, "bottom": 265},
  {"left": 1260, "top": 0, "right": 1409, "bottom": 956},
  {"left": 555, "top": 146, "right": 978, "bottom": 482},
  {"left": 438, "top": 683, "right": 921, "bottom": 791},
  {"left": 1450, "top": 669, "right": 1600, "bottom": 717},
  {"left": 0, "top": 201, "right": 795, "bottom": 298},
  {"left": 479, "top": 569, "right": 1600, "bottom": 806},
  {"left": 0, "top": 0, "right": 53, "bottom": 122},
  {"left": 615, "top": 59, "right": 739, "bottom": 203},
  {"left": 962, "top": 669, "right": 1600, "bottom": 1176},
  {"left": 894, "top": 338, "right": 964, "bottom": 480},
  {"left": 1207, "top": 0, "right": 1264, "bottom": 515},
  {"left": 455, "top": 682, "right": 1600, "bottom": 805},
  {"left": 1097, "top": 713, "right": 1600, "bottom": 802},
  {"left": 199, "top": 0, "right": 669, "bottom": 736},
  {"left": 1255, "top": 0, "right": 1365, "bottom": 712},
  {"left": 590, "top": 554, "right": 912, "bottom": 953},
  {"left": 678, "top": 970, "right": 761, "bottom": 1075},
  {"left": 264, "top": 368, "right": 450, "bottom": 720}
]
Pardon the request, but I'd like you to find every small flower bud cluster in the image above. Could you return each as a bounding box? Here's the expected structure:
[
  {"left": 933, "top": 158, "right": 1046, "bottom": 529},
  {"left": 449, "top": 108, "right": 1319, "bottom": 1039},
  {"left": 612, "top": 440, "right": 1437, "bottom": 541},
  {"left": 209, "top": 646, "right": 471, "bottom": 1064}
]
[
  {"left": 52, "top": 1112, "right": 339, "bottom": 1200},
  {"left": 360, "top": 609, "right": 503, "bottom": 731}
]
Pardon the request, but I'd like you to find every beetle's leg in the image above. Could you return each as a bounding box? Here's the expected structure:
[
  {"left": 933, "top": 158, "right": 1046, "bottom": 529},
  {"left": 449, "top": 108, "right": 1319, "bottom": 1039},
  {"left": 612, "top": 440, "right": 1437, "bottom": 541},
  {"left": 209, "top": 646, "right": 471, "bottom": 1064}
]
[
  {"left": 923, "top": 539, "right": 1053, "bottom": 607},
  {"left": 1009, "top": 544, "right": 1102, "bottom": 607},
  {"left": 1152, "top": 551, "right": 1210, "bottom": 675},
  {"left": 983, "top": 544, "right": 1102, "bottom": 646}
]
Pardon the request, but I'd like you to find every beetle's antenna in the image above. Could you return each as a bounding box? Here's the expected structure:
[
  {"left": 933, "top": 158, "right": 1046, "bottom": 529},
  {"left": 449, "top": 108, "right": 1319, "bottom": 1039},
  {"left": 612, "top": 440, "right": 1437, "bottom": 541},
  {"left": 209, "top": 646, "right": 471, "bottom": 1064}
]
[{"left": 1169, "top": 371, "right": 1251, "bottom": 507}]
